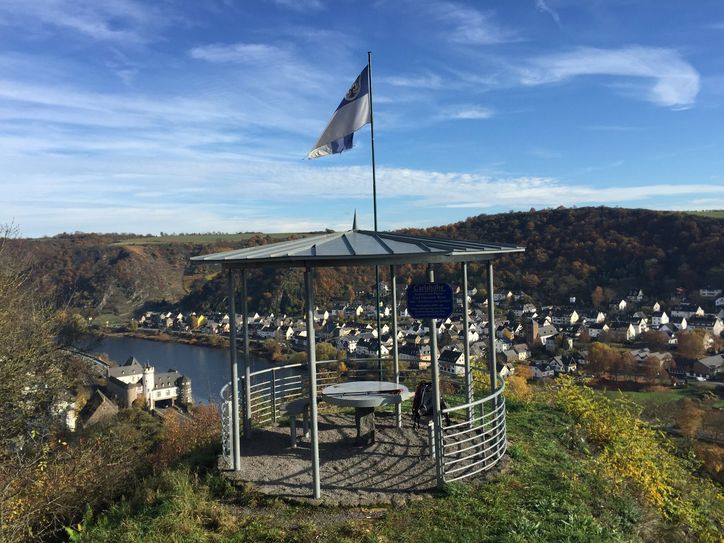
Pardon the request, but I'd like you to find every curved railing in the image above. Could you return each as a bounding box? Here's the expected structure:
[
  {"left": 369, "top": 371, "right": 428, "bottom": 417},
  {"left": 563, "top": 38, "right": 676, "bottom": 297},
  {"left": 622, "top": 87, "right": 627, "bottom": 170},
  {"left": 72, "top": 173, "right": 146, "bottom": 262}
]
[
  {"left": 440, "top": 381, "right": 506, "bottom": 482},
  {"left": 219, "top": 357, "right": 507, "bottom": 482}
]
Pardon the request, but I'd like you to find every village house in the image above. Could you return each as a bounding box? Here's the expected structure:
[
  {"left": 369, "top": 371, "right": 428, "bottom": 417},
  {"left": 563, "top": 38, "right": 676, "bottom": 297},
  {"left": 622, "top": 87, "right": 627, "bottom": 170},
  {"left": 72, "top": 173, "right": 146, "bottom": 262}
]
[
  {"left": 439, "top": 348, "right": 465, "bottom": 376},
  {"left": 651, "top": 311, "right": 669, "bottom": 327},
  {"left": 686, "top": 315, "right": 724, "bottom": 336},
  {"left": 670, "top": 303, "right": 704, "bottom": 319},
  {"left": 627, "top": 289, "right": 644, "bottom": 302},
  {"left": 699, "top": 287, "right": 722, "bottom": 298}
]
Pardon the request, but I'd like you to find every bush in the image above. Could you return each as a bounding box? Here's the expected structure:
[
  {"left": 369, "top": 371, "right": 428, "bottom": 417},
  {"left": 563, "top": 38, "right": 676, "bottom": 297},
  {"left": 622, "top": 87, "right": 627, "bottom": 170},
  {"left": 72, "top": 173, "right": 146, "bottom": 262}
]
[{"left": 552, "top": 376, "right": 722, "bottom": 541}]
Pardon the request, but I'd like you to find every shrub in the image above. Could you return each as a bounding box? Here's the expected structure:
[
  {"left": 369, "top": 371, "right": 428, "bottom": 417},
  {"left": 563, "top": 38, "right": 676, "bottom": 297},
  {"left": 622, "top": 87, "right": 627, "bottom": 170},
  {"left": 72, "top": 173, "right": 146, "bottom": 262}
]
[{"left": 552, "top": 376, "right": 722, "bottom": 541}]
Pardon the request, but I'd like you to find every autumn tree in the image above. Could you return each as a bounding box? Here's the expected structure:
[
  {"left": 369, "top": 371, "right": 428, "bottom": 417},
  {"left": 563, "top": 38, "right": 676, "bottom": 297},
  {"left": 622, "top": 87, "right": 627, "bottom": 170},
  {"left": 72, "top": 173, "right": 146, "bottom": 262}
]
[
  {"left": 677, "top": 329, "right": 707, "bottom": 360},
  {"left": 676, "top": 398, "right": 705, "bottom": 439},
  {"left": 641, "top": 330, "right": 669, "bottom": 351},
  {"left": 506, "top": 365, "right": 533, "bottom": 404},
  {"left": 588, "top": 343, "right": 618, "bottom": 376},
  {"left": 591, "top": 286, "right": 605, "bottom": 308}
]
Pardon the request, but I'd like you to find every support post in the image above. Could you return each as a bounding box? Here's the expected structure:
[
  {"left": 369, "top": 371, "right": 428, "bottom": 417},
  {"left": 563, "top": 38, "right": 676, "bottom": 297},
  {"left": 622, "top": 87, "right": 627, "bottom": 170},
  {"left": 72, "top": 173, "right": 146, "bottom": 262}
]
[
  {"left": 241, "top": 269, "right": 252, "bottom": 438},
  {"left": 486, "top": 261, "right": 498, "bottom": 396},
  {"left": 375, "top": 265, "right": 382, "bottom": 380},
  {"left": 226, "top": 268, "right": 241, "bottom": 471},
  {"left": 427, "top": 264, "right": 444, "bottom": 489},
  {"left": 271, "top": 368, "right": 277, "bottom": 424},
  {"left": 462, "top": 262, "right": 473, "bottom": 422},
  {"left": 304, "top": 268, "right": 321, "bottom": 499},
  {"left": 390, "top": 265, "right": 401, "bottom": 428}
]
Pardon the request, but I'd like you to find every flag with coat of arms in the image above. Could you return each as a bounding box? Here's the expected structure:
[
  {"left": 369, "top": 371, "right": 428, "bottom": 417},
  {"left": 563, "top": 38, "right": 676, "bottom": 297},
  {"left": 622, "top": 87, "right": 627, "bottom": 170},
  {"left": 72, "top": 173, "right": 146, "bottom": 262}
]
[{"left": 307, "top": 66, "right": 371, "bottom": 159}]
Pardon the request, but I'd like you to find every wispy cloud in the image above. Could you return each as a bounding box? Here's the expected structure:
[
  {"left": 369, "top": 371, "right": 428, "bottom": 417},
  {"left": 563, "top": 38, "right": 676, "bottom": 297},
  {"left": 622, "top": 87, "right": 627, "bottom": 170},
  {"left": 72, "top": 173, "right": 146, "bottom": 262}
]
[
  {"left": 431, "top": 1, "right": 518, "bottom": 45},
  {"left": 0, "top": 0, "right": 164, "bottom": 44},
  {"left": 189, "top": 43, "right": 289, "bottom": 64},
  {"left": 519, "top": 46, "right": 700, "bottom": 108},
  {"left": 385, "top": 73, "right": 445, "bottom": 90},
  {"left": 270, "top": 0, "right": 324, "bottom": 11},
  {"left": 437, "top": 105, "right": 494, "bottom": 120},
  {"left": 535, "top": 0, "right": 561, "bottom": 26}
]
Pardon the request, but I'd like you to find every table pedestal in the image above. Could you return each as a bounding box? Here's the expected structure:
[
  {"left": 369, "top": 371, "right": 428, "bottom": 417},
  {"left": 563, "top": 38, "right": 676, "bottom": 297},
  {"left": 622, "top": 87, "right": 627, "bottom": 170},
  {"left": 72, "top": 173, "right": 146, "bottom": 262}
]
[{"left": 354, "top": 407, "right": 375, "bottom": 446}]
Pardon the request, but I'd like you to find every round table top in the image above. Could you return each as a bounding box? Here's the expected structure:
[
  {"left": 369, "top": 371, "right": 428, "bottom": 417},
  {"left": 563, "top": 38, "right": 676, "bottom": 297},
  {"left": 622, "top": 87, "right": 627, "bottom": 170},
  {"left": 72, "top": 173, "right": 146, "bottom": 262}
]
[{"left": 321, "top": 381, "right": 412, "bottom": 408}]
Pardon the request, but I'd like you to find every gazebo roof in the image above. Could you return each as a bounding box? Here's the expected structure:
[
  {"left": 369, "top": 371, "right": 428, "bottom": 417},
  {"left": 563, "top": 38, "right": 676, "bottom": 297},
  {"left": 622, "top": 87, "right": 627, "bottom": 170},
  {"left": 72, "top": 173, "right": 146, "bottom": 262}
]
[{"left": 191, "top": 228, "right": 525, "bottom": 268}]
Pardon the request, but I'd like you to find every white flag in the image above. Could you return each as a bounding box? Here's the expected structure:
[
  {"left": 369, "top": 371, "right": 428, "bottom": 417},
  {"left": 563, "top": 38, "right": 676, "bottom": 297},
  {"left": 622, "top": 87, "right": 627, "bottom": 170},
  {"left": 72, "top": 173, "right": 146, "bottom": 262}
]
[{"left": 308, "top": 65, "right": 371, "bottom": 159}]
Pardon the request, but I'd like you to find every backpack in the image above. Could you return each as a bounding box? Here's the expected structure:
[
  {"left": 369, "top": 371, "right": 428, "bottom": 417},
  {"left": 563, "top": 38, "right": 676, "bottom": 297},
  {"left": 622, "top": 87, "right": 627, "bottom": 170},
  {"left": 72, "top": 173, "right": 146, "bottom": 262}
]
[{"left": 411, "top": 381, "right": 451, "bottom": 429}]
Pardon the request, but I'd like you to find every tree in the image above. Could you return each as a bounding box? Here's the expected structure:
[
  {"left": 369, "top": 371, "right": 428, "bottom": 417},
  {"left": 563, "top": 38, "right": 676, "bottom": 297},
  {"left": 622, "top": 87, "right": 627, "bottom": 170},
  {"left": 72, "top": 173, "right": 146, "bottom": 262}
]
[
  {"left": 263, "top": 339, "right": 284, "bottom": 362},
  {"left": 641, "top": 330, "right": 669, "bottom": 351},
  {"left": 315, "top": 341, "right": 338, "bottom": 361},
  {"left": 677, "top": 330, "right": 707, "bottom": 360},
  {"left": 676, "top": 399, "right": 705, "bottom": 439},
  {"left": 588, "top": 343, "right": 617, "bottom": 376},
  {"left": 591, "top": 286, "right": 605, "bottom": 308}
]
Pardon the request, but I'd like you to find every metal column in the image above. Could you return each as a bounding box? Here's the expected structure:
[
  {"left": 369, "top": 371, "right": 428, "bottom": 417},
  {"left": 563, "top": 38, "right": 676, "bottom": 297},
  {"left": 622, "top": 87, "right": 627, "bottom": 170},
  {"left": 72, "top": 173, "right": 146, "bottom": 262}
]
[
  {"left": 390, "top": 265, "right": 401, "bottom": 428},
  {"left": 241, "top": 269, "right": 252, "bottom": 438},
  {"left": 462, "top": 262, "right": 473, "bottom": 421},
  {"left": 226, "top": 268, "right": 241, "bottom": 470},
  {"left": 304, "top": 268, "right": 321, "bottom": 499},
  {"left": 486, "top": 261, "right": 498, "bottom": 395},
  {"left": 427, "top": 264, "right": 444, "bottom": 489}
]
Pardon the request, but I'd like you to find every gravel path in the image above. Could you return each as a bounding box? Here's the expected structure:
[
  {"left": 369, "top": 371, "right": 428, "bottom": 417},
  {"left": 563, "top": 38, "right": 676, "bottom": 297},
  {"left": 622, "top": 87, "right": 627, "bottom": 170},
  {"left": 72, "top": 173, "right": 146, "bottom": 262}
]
[{"left": 221, "top": 412, "right": 438, "bottom": 506}]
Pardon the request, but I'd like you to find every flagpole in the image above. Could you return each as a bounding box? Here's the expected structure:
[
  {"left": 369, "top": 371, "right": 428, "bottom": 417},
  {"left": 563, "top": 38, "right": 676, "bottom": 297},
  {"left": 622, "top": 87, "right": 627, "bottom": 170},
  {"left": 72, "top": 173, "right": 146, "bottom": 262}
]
[
  {"left": 368, "top": 50, "right": 383, "bottom": 378},
  {"left": 368, "top": 51, "right": 378, "bottom": 231}
]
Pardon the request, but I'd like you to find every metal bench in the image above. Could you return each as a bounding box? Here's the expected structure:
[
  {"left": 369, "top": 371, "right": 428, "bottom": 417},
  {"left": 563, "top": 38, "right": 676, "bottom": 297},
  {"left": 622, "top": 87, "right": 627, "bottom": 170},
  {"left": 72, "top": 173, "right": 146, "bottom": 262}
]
[{"left": 284, "top": 397, "right": 311, "bottom": 447}]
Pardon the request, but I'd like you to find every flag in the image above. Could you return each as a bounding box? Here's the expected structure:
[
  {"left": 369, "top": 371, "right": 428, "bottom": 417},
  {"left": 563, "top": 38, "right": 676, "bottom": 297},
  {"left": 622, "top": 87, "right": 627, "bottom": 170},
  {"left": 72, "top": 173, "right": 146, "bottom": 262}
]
[{"left": 308, "top": 65, "right": 371, "bottom": 159}]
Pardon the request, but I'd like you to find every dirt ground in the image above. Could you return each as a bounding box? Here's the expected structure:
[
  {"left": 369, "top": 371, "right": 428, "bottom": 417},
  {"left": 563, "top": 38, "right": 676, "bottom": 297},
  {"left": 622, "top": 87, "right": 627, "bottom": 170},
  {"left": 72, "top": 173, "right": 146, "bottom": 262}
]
[{"left": 221, "top": 412, "right": 438, "bottom": 506}]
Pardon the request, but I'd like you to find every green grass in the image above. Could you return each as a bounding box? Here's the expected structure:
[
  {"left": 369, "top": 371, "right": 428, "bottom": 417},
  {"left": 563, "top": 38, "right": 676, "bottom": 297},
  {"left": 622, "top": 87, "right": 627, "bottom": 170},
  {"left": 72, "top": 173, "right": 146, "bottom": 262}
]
[
  {"left": 113, "top": 232, "right": 313, "bottom": 245},
  {"left": 73, "top": 396, "right": 700, "bottom": 543},
  {"left": 683, "top": 210, "right": 724, "bottom": 219}
]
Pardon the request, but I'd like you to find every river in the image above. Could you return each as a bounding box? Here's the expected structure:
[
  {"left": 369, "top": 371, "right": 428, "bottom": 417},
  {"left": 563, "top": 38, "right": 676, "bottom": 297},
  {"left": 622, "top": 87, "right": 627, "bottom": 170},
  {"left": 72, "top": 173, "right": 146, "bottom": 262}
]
[{"left": 94, "top": 335, "right": 275, "bottom": 404}]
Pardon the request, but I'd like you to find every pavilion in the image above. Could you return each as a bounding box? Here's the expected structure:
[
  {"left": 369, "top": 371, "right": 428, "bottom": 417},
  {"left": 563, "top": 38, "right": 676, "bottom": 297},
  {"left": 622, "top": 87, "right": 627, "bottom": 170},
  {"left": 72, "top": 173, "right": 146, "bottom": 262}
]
[{"left": 191, "top": 224, "right": 525, "bottom": 498}]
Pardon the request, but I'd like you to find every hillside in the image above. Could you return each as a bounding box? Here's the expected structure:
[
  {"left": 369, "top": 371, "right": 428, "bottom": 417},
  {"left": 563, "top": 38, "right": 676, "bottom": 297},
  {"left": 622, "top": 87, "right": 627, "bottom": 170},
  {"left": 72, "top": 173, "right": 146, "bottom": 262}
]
[{"left": 7, "top": 207, "right": 723, "bottom": 318}]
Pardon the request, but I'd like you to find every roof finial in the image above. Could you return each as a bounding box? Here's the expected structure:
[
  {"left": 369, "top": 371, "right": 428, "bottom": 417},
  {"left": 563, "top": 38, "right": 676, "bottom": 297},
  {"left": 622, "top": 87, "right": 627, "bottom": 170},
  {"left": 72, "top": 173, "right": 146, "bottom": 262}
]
[{"left": 352, "top": 209, "right": 358, "bottom": 231}]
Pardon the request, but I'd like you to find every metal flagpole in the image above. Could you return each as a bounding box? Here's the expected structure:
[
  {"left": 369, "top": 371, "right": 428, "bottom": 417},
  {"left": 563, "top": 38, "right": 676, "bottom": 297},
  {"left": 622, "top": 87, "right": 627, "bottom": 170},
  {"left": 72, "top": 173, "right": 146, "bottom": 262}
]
[{"left": 368, "top": 50, "right": 383, "bottom": 379}]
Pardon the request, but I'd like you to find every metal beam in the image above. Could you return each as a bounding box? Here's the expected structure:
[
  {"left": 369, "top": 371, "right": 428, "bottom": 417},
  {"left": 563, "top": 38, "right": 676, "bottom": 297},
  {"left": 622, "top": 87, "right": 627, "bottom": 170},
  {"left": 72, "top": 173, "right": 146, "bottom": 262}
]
[
  {"left": 304, "top": 268, "right": 321, "bottom": 499},
  {"left": 241, "top": 269, "right": 252, "bottom": 438},
  {"left": 226, "top": 268, "right": 241, "bottom": 470},
  {"left": 427, "top": 264, "right": 444, "bottom": 489},
  {"left": 486, "top": 261, "right": 497, "bottom": 395},
  {"left": 462, "top": 262, "right": 473, "bottom": 421},
  {"left": 390, "top": 265, "right": 401, "bottom": 428}
]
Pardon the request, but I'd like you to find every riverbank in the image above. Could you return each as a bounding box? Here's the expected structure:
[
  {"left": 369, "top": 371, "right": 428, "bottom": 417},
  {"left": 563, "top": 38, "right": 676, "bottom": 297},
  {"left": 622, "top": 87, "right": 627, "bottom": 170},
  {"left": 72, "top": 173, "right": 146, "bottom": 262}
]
[{"left": 97, "top": 328, "right": 272, "bottom": 357}]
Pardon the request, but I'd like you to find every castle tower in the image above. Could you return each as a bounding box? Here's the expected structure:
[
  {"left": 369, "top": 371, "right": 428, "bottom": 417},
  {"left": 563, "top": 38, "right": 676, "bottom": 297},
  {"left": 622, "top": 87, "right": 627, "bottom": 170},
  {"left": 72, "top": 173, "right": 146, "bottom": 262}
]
[
  {"left": 524, "top": 318, "right": 539, "bottom": 348},
  {"left": 142, "top": 364, "right": 155, "bottom": 409},
  {"left": 178, "top": 375, "right": 193, "bottom": 408}
]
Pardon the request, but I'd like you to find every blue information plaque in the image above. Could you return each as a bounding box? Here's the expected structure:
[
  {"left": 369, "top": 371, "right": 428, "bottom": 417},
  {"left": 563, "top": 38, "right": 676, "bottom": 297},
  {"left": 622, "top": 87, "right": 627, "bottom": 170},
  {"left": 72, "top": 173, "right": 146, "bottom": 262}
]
[{"left": 406, "top": 282, "right": 454, "bottom": 320}]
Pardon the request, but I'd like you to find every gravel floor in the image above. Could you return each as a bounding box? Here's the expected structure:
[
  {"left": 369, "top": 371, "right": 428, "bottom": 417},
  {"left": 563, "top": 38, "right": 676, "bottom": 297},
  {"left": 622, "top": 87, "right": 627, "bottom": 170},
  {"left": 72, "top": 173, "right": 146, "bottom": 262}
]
[{"left": 221, "top": 411, "right": 438, "bottom": 506}]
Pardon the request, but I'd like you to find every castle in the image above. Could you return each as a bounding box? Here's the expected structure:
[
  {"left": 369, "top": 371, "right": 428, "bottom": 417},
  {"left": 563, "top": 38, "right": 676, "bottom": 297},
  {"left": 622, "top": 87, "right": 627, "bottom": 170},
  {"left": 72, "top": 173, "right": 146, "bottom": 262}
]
[{"left": 105, "top": 356, "right": 192, "bottom": 409}]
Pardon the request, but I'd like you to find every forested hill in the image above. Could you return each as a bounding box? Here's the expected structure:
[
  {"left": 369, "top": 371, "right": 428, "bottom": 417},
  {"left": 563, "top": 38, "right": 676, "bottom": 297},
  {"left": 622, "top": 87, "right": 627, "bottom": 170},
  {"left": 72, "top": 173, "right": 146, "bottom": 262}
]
[
  {"left": 406, "top": 206, "right": 724, "bottom": 304},
  {"left": 7, "top": 207, "right": 723, "bottom": 317}
]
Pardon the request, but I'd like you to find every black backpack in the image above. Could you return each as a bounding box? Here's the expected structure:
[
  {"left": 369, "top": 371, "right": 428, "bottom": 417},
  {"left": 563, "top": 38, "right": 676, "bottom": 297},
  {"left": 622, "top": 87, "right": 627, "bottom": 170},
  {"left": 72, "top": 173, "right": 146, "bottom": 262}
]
[{"left": 411, "top": 381, "right": 451, "bottom": 429}]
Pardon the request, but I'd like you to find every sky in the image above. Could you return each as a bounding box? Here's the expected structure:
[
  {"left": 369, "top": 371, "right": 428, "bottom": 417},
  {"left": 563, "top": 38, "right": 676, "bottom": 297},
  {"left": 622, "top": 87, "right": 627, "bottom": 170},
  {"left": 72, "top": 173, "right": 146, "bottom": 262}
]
[{"left": 1, "top": 0, "right": 724, "bottom": 237}]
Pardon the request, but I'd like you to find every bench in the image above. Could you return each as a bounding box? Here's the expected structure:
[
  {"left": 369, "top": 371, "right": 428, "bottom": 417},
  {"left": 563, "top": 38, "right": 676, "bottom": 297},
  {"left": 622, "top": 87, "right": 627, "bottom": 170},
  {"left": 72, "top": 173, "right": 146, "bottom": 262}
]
[{"left": 283, "top": 397, "right": 311, "bottom": 447}]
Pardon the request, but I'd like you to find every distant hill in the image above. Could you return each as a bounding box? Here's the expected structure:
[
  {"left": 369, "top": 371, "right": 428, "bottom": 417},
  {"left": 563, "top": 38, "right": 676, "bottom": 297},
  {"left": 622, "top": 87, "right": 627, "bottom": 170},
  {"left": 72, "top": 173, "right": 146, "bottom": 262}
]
[{"left": 7, "top": 207, "right": 723, "bottom": 317}]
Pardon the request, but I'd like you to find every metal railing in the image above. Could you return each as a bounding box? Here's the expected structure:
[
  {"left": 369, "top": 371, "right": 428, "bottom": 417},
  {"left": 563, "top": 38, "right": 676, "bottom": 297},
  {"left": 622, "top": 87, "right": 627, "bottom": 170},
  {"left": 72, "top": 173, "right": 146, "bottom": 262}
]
[
  {"left": 440, "top": 381, "right": 506, "bottom": 482},
  {"left": 220, "top": 357, "right": 508, "bottom": 483}
]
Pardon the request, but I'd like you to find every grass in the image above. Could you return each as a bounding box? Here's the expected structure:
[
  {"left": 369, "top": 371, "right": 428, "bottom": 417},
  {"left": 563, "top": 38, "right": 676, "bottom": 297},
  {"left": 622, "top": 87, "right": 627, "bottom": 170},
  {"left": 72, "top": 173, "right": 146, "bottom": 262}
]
[
  {"left": 113, "top": 232, "right": 313, "bottom": 245},
  {"left": 683, "top": 210, "right": 724, "bottom": 219},
  {"left": 72, "top": 393, "right": 711, "bottom": 543}
]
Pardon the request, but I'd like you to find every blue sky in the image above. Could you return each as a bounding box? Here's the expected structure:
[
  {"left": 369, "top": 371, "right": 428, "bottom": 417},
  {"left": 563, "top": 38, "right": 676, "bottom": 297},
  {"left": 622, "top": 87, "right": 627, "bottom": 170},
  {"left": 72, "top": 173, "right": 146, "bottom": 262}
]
[{"left": 1, "top": 0, "right": 723, "bottom": 236}]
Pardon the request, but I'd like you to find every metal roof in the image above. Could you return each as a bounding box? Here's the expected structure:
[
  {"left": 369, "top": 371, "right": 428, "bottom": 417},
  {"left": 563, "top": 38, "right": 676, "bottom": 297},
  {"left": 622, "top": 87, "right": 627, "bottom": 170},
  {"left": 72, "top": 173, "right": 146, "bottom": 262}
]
[{"left": 191, "top": 228, "right": 525, "bottom": 269}]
